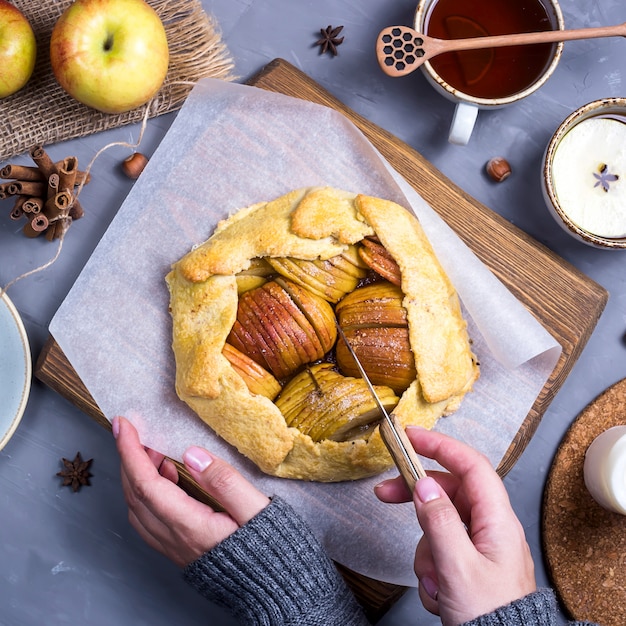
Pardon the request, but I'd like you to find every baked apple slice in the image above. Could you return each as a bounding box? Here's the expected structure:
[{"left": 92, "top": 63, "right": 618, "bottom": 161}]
[
  {"left": 222, "top": 343, "right": 281, "bottom": 400},
  {"left": 227, "top": 278, "right": 336, "bottom": 379},
  {"left": 267, "top": 245, "right": 368, "bottom": 303},
  {"left": 276, "top": 363, "right": 399, "bottom": 442},
  {"left": 358, "top": 237, "right": 402, "bottom": 286},
  {"left": 335, "top": 281, "right": 416, "bottom": 393}
]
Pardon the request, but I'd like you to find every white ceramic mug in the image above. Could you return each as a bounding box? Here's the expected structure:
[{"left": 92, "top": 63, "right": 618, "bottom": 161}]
[
  {"left": 414, "top": 0, "right": 564, "bottom": 145},
  {"left": 583, "top": 425, "right": 626, "bottom": 516}
]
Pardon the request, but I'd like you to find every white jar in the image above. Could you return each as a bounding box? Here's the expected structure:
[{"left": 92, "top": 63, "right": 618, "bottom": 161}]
[{"left": 583, "top": 425, "right": 626, "bottom": 515}]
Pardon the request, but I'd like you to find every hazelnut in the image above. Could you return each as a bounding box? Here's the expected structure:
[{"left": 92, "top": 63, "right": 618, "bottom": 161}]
[
  {"left": 121, "top": 152, "right": 149, "bottom": 179},
  {"left": 485, "top": 157, "right": 511, "bottom": 182}
]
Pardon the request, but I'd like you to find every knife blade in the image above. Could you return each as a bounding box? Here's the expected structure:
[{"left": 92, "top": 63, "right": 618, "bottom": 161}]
[{"left": 335, "top": 322, "right": 426, "bottom": 492}]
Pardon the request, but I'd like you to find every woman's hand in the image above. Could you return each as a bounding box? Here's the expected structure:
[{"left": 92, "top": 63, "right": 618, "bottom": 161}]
[
  {"left": 113, "top": 416, "right": 270, "bottom": 568},
  {"left": 374, "top": 427, "right": 536, "bottom": 626}
]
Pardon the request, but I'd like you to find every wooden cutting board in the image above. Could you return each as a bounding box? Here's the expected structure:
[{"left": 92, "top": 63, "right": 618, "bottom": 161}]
[{"left": 35, "top": 58, "right": 608, "bottom": 621}]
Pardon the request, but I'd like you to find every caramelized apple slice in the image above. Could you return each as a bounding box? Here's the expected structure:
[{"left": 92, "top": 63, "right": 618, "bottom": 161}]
[
  {"left": 227, "top": 279, "right": 337, "bottom": 380},
  {"left": 335, "top": 282, "right": 416, "bottom": 393},
  {"left": 237, "top": 289, "right": 305, "bottom": 379},
  {"left": 250, "top": 285, "right": 316, "bottom": 366},
  {"left": 336, "top": 327, "right": 416, "bottom": 394},
  {"left": 261, "top": 281, "right": 325, "bottom": 363},
  {"left": 235, "top": 258, "right": 274, "bottom": 294},
  {"left": 358, "top": 237, "right": 402, "bottom": 286},
  {"left": 275, "top": 277, "right": 337, "bottom": 353},
  {"left": 322, "top": 390, "right": 399, "bottom": 442},
  {"left": 222, "top": 343, "right": 281, "bottom": 400},
  {"left": 236, "top": 275, "right": 267, "bottom": 294},
  {"left": 268, "top": 245, "right": 367, "bottom": 303},
  {"left": 335, "top": 246, "right": 370, "bottom": 277},
  {"left": 276, "top": 364, "right": 399, "bottom": 443},
  {"left": 335, "top": 282, "right": 407, "bottom": 329},
  {"left": 238, "top": 257, "right": 275, "bottom": 277}
]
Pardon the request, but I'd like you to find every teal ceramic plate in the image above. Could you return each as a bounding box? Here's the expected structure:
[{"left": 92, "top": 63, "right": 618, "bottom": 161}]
[{"left": 0, "top": 292, "right": 31, "bottom": 450}]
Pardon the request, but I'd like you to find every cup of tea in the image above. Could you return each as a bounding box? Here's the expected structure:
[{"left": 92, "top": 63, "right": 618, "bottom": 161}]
[{"left": 414, "top": 0, "right": 564, "bottom": 144}]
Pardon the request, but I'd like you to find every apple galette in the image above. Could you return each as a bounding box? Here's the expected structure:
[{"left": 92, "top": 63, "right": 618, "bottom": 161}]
[{"left": 166, "top": 187, "right": 479, "bottom": 481}]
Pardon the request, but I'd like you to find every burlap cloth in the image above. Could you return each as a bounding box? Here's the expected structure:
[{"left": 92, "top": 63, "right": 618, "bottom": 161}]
[{"left": 1, "top": 0, "right": 235, "bottom": 162}]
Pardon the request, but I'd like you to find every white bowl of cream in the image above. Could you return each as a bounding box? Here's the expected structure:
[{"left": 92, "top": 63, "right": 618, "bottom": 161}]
[{"left": 543, "top": 98, "right": 626, "bottom": 249}]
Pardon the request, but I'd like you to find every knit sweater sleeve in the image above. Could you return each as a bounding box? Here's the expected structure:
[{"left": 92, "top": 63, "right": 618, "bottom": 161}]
[
  {"left": 182, "top": 496, "right": 370, "bottom": 626},
  {"left": 461, "top": 588, "right": 600, "bottom": 626}
]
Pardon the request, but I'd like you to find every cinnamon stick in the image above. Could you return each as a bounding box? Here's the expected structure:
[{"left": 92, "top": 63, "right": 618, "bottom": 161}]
[
  {"left": 45, "top": 218, "right": 70, "bottom": 241},
  {"left": 54, "top": 160, "right": 90, "bottom": 186},
  {"left": 10, "top": 196, "right": 27, "bottom": 220},
  {"left": 58, "top": 157, "right": 78, "bottom": 193},
  {"left": 30, "top": 214, "right": 49, "bottom": 232},
  {"left": 4, "top": 145, "right": 91, "bottom": 240},
  {"left": 23, "top": 220, "right": 43, "bottom": 238},
  {"left": 30, "top": 144, "right": 57, "bottom": 179},
  {"left": 8, "top": 181, "right": 47, "bottom": 197},
  {"left": 0, "top": 161, "right": 89, "bottom": 186},
  {"left": 74, "top": 170, "right": 91, "bottom": 186},
  {"left": 43, "top": 191, "right": 72, "bottom": 221},
  {"left": 68, "top": 198, "right": 84, "bottom": 220},
  {"left": 6, "top": 182, "right": 21, "bottom": 196},
  {"left": 22, "top": 197, "right": 44, "bottom": 214},
  {"left": 0, "top": 164, "right": 45, "bottom": 182},
  {"left": 47, "top": 173, "right": 59, "bottom": 198}
]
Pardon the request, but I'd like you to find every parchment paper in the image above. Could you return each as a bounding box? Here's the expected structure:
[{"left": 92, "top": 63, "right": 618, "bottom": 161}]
[{"left": 50, "top": 79, "right": 561, "bottom": 586}]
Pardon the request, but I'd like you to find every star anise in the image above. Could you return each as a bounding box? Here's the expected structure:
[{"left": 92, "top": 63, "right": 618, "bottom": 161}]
[
  {"left": 57, "top": 452, "right": 93, "bottom": 492},
  {"left": 316, "top": 25, "right": 344, "bottom": 56},
  {"left": 593, "top": 163, "right": 619, "bottom": 193}
]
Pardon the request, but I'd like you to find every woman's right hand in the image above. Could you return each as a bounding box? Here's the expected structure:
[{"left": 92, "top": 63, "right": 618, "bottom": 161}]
[{"left": 374, "top": 427, "right": 537, "bottom": 626}]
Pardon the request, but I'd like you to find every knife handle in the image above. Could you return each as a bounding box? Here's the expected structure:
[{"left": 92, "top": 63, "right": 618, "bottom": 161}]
[{"left": 379, "top": 415, "right": 427, "bottom": 493}]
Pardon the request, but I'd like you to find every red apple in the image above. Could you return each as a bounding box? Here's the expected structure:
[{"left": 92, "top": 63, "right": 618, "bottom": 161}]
[
  {"left": 50, "top": 0, "right": 169, "bottom": 114},
  {"left": 0, "top": 0, "right": 36, "bottom": 98}
]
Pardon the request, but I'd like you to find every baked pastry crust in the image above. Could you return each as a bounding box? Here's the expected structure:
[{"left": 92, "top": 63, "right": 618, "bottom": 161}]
[{"left": 166, "top": 187, "right": 479, "bottom": 481}]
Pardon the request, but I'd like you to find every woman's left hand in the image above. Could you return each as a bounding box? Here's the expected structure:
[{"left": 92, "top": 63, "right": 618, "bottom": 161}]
[{"left": 113, "top": 415, "right": 270, "bottom": 568}]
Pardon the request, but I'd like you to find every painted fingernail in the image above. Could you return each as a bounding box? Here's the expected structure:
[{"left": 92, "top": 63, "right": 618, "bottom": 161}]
[
  {"left": 112, "top": 416, "right": 120, "bottom": 439},
  {"left": 415, "top": 476, "right": 441, "bottom": 503},
  {"left": 183, "top": 447, "right": 213, "bottom": 472},
  {"left": 421, "top": 575, "right": 439, "bottom": 601}
]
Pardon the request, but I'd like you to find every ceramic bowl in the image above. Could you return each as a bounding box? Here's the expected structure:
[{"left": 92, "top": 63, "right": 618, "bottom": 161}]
[
  {"left": 542, "top": 97, "right": 626, "bottom": 249},
  {"left": 0, "top": 291, "right": 31, "bottom": 451}
]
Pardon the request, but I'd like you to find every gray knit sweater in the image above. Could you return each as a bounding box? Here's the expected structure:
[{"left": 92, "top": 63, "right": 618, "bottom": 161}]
[{"left": 183, "top": 497, "right": 598, "bottom": 626}]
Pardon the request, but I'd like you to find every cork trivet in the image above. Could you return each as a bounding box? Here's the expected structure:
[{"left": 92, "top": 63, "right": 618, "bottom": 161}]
[
  {"left": 1, "top": 0, "right": 235, "bottom": 163},
  {"left": 542, "top": 377, "right": 626, "bottom": 626}
]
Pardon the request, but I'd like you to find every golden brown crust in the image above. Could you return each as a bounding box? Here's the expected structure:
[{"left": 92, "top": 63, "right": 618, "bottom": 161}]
[{"left": 167, "top": 187, "right": 479, "bottom": 482}]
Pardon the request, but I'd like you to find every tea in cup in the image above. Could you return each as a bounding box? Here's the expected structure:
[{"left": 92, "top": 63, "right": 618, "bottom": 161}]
[{"left": 414, "top": 0, "right": 564, "bottom": 144}]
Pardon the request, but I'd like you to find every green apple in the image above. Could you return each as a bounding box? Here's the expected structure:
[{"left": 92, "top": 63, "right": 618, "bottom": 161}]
[
  {"left": 50, "top": 0, "right": 169, "bottom": 114},
  {"left": 0, "top": 0, "right": 36, "bottom": 98}
]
